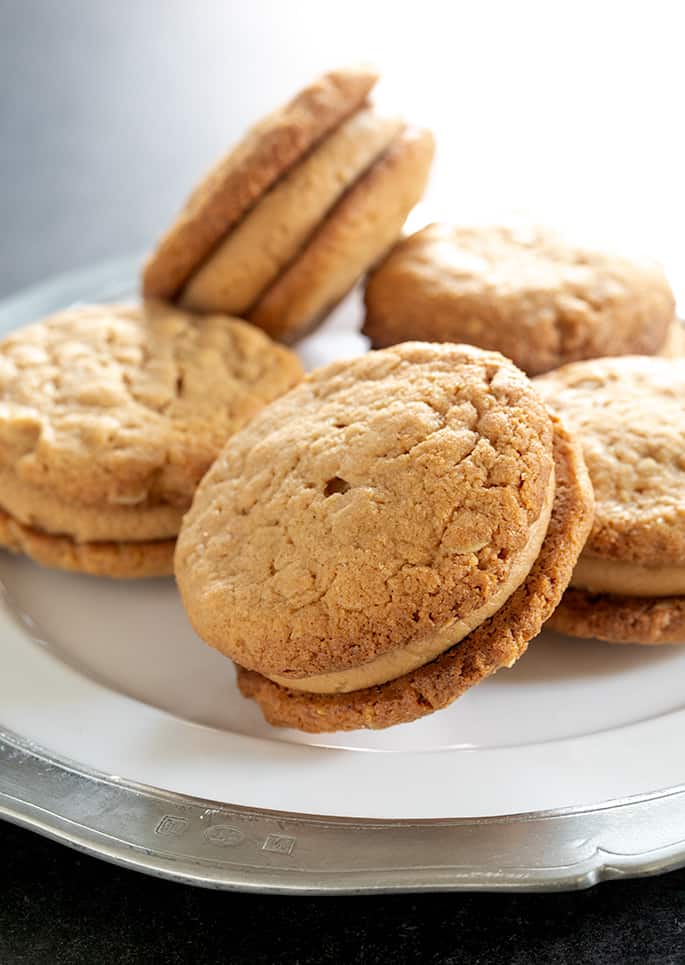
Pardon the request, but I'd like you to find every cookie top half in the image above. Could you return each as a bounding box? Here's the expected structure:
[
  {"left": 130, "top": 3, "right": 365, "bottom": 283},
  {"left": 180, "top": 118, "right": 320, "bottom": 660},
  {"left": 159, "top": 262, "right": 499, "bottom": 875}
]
[
  {"left": 536, "top": 356, "right": 685, "bottom": 567},
  {"left": 0, "top": 303, "right": 302, "bottom": 542},
  {"left": 176, "top": 342, "right": 556, "bottom": 683},
  {"left": 363, "top": 224, "right": 675, "bottom": 375}
]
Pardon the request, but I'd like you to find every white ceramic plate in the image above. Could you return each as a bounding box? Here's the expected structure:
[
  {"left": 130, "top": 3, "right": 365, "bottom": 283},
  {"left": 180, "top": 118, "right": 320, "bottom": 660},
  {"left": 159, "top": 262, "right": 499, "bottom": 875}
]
[{"left": 2, "top": 257, "right": 685, "bottom": 892}]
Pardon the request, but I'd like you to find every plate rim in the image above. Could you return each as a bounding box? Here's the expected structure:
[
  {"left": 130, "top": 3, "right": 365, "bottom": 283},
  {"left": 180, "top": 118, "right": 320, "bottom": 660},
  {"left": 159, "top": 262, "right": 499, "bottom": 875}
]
[{"left": 3, "top": 725, "right": 685, "bottom": 893}]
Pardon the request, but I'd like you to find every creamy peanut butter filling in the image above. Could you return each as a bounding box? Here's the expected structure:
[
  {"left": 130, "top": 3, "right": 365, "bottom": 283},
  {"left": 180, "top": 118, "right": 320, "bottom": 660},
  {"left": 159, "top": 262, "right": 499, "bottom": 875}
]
[
  {"left": 267, "top": 470, "right": 555, "bottom": 694},
  {"left": 180, "top": 108, "right": 404, "bottom": 316},
  {"left": 659, "top": 318, "right": 685, "bottom": 358},
  {"left": 571, "top": 553, "right": 685, "bottom": 597},
  {"left": 0, "top": 467, "right": 184, "bottom": 543}
]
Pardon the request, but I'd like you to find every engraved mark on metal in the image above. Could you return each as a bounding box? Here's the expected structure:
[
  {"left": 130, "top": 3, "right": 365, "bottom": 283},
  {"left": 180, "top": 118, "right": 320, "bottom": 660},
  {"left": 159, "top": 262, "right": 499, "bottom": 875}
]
[
  {"left": 262, "top": 833, "right": 296, "bottom": 855},
  {"left": 203, "top": 824, "right": 244, "bottom": 848},
  {"left": 155, "top": 814, "right": 190, "bottom": 837}
]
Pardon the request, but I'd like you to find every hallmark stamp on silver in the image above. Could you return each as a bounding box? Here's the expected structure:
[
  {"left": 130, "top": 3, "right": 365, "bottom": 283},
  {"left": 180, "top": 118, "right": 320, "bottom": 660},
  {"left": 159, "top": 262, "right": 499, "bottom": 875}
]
[
  {"left": 262, "top": 833, "right": 296, "bottom": 855},
  {"left": 203, "top": 824, "right": 244, "bottom": 847},
  {"left": 155, "top": 814, "right": 190, "bottom": 837}
]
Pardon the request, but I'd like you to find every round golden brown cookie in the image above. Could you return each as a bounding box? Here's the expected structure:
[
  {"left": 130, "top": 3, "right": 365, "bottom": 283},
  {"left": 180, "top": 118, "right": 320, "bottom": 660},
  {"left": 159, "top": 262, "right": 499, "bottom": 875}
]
[
  {"left": 142, "top": 66, "right": 378, "bottom": 300},
  {"left": 363, "top": 224, "right": 675, "bottom": 376},
  {"left": 248, "top": 126, "right": 434, "bottom": 343},
  {"left": 176, "top": 343, "right": 593, "bottom": 729},
  {"left": 237, "top": 416, "right": 592, "bottom": 730},
  {"left": 0, "top": 302, "right": 302, "bottom": 577},
  {"left": 537, "top": 356, "right": 685, "bottom": 644}
]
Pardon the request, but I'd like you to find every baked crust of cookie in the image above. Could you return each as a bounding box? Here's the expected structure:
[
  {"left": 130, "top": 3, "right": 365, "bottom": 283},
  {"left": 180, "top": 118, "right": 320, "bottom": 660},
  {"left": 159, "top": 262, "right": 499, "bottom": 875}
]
[
  {"left": 142, "top": 66, "right": 378, "bottom": 299},
  {"left": 0, "top": 302, "right": 302, "bottom": 549},
  {"left": 236, "top": 416, "right": 593, "bottom": 730},
  {"left": 546, "top": 588, "right": 685, "bottom": 645},
  {"left": 0, "top": 506, "right": 175, "bottom": 579},
  {"left": 179, "top": 108, "right": 404, "bottom": 317},
  {"left": 248, "top": 127, "right": 434, "bottom": 342},
  {"left": 0, "top": 298, "right": 302, "bottom": 578},
  {"left": 0, "top": 468, "right": 183, "bottom": 542},
  {"left": 176, "top": 342, "right": 556, "bottom": 680},
  {"left": 535, "top": 356, "right": 685, "bottom": 566},
  {"left": 363, "top": 224, "right": 675, "bottom": 375}
]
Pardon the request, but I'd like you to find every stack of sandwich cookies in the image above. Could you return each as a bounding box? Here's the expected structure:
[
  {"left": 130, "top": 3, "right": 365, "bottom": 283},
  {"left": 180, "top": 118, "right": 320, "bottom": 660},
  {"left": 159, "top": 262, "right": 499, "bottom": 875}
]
[
  {"left": 363, "top": 224, "right": 677, "bottom": 375},
  {"left": 0, "top": 303, "right": 302, "bottom": 578},
  {"left": 175, "top": 343, "right": 593, "bottom": 731},
  {"left": 536, "top": 356, "right": 685, "bottom": 644},
  {"left": 143, "top": 66, "right": 434, "bottom": 343}
]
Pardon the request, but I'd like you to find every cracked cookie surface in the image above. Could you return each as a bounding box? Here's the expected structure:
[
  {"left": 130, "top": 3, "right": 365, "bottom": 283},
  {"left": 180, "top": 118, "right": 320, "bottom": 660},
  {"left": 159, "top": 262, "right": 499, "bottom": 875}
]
[
  {"left": 0, "top": 302, "right": 302, "bottom": 548},
  {"left": 363, "top": 224, "right": 675, "bottom": 375},
  {"left": 536, "top": 356, "right": 685, "bottom": 566},
  {"left": 237, "top": 416, "right": 593, "bottom": 730},
  {"left": 176, "top": 342, "right": 556, "bottom": 680}
]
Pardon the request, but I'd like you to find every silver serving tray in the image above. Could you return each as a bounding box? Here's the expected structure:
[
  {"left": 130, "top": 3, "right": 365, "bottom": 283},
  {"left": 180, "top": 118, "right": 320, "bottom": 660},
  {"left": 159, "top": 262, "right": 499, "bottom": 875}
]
[{"left": 2, "top": 259, "right": 685, "bottom": 893}]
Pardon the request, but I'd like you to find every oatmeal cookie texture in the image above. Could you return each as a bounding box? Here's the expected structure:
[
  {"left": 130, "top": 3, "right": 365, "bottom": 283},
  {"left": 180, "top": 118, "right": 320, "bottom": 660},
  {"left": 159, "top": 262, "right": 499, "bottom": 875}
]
[
  {"left": 537, "top": 356, "right": 685, "bottom": 643},
  {"left": 143, "top": 65, "right": 434, "bottom": 344},
  {"left": 175, "top": 343, "right": 594, "bottom": 729},
  {"left": 0, "top": 302, "right": 302, "bottom": 577},
  {"left": 363, "top": 224, "right": 675, "bottom": 375}
]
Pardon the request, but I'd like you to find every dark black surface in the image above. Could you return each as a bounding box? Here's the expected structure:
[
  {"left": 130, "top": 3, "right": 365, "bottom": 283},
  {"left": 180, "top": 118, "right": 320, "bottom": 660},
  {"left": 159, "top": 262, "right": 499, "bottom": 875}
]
[{"left": 1, "top": 2, "right": 685, "bottom": 962}]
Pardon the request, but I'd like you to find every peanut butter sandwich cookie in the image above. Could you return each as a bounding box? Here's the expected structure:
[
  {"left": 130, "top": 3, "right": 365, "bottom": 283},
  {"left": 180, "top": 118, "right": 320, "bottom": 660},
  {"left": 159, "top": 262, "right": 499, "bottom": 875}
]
[
  {"left": 0, "top": 303, "right": 302, "bottom": 578},
  {"left": 363, "top": 224, "right": 676, "bottom": 375},
  {"left": 176, "top": 343, "right": 593, "bottom": 731},
  {"left": 536, "top": 356, "right": 685, "bottom": 644},
  {"left": 142, "top": 66, "right": 434, "bottom": 343}
]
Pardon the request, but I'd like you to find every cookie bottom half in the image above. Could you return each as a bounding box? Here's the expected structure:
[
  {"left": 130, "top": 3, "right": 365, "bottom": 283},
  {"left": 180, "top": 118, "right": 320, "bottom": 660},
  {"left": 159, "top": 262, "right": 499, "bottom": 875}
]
[
  {"left": 236, "top": 416, "right": 593, "bottom": 731},
  {"left": 546, "top": 589, "right": 685, "bottom": 645},
  {"left": 0, "top": 507, "right": 175, "bottom": 579}
]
